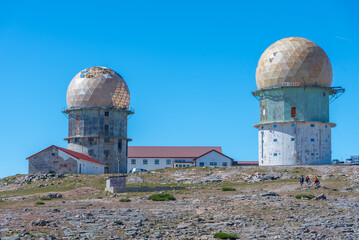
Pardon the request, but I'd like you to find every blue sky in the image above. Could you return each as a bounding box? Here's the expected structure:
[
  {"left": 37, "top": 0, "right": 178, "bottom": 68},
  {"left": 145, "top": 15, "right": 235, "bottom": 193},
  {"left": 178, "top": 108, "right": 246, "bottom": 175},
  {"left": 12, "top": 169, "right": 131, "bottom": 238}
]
[{"left": 0, "top": 0, "right": 358, "bottom": 178}]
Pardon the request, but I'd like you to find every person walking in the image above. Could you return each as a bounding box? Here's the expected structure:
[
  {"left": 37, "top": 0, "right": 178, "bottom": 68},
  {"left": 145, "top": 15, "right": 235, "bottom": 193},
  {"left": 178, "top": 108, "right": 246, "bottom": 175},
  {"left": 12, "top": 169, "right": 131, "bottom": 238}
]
[
  {"left": 314, "top": 176, "right": 320, "bottom": 186},
  {"left": 305, "top": 176, "right": 310, "bottom": 185},
  {"left": 299, "top": 175, "right": 304, "bottom": 187}
]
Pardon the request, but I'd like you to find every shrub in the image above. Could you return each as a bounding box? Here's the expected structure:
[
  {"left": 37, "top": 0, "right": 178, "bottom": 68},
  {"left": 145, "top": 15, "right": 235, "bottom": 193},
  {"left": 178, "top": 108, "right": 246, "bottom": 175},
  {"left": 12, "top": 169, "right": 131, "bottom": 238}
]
[
  {"left": 96, "top": 196, "right": 103, "bottom": 199},
  {"left": 214, "top": 232, "right": 239, "bottom": 239},
  {"left": 222, "top": 187, "right": 236, "bottom": 191},
  {"left": 295, "top": 194, "right": 315, "bottom": 199},
  {"left": 35, "top": 201, "right": 45, "bottom": 205},
  {"left": 120, "top": 197, "right": 131, "bottom": 202},
  {"left": 0, "top": 199, "right": 5, "bottom": 203},
  {"left": 40, "top": 197, "right": 52, "bottom": 201},
  {"left": 148, "top": 193, "right": 175, "bottom": 201}
]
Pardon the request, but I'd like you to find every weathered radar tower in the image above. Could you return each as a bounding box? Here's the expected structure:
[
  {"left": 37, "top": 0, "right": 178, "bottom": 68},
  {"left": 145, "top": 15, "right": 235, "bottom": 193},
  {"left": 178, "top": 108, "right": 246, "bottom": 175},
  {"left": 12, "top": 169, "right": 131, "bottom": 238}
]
[
  {"left": 63, "top": 66, "right": 133, "bottom": 173},
  {"left": 252, "top": 37, "right": 344, "bottom": 165}
]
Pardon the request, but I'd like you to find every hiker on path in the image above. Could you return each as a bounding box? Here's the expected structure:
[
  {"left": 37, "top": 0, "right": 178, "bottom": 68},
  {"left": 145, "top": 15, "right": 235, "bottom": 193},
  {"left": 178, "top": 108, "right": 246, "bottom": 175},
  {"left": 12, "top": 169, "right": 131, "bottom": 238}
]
[
  {"left": 299, "top": 175, "right": 304, "bottom": 187},
  {"left": 305, "top": 176, "right": 310, "bottom": 185},
  {"left": 314, "top": 176, "right": 320, "bottom": 186}
]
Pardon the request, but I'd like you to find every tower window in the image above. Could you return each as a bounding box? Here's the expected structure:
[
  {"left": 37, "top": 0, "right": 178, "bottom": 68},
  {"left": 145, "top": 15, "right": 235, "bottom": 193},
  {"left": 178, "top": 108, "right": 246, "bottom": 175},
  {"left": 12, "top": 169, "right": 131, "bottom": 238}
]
[
  {"left": 325, "top": 139, "right": 328, "bottom": 143},
  {"left": 104, "top": 138, "right": 110, "bottom": 143},
  {"left": 104, "top": 125, "right": 109, "bottom": 130},
  {"left": 273, "top": 153, "right": 278, "bottom": 156},
  {"left": 104, "top": 150, "right": 110, "bottom": 155},
  {"left": 310, "top": 124, "right": 315, "bottom": 127},
  {"left": 311, "top": 153, "right": 315, "bottom": 156},
  {"left": 104, "top": 111, "right": 109, "bottom": 116},
  {"left": 118, "top": 140, "right": 122, "bottom": 150},
  {"left": 88, "top": 138, "right": 94, "bottom": 142},
  {"left": 273, "top": 124, "right": 277, "bottom": 128},
  {"left": 291, "top": 138, "right": 295, "bottom": 141},
  {"left": 273, "top": 139, "right": 277, "bottom": 142},
  {"left": 75, "top": 138, "right": 79, "bottom": 142},
  {"left": 323, "top": 92, "right": 326, "bottom": 97},
  {"left": 291, "top": 107, "right": 296, "bottom": 118},
  {"left": 155, "top": 159, "right": 159, "bottom": 165},
  {"left": 88, "top": 150, "right": 94, "bottom": 155},
  {"left": 325, "top": 125, "right": 327, "bottom": 128},
  {"left": 291, "top": 123, "right": 295, "bottom": 127},
  {"left": 311, "top": 138, "right": 315, "bottom": 142}
]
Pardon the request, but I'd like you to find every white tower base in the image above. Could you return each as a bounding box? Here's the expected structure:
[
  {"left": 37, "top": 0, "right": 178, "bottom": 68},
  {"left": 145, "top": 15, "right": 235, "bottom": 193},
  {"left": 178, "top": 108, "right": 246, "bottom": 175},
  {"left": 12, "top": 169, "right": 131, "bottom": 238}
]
[{"left": 255, "top": 121, "right": 334, "bottom": 165}]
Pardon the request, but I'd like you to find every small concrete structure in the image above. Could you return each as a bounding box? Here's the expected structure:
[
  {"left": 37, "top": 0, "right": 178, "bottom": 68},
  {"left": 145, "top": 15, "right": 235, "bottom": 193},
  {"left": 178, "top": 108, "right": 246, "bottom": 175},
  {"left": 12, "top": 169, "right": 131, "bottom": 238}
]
[
  {"left": 194, "top": 150, "right": 233, "bottom": 167},
  {"left": 27, "top": 145, "right": 105, "bottom": 174},
  {"left": 105, "top": 175, "right": 127, "bottom": 193}
]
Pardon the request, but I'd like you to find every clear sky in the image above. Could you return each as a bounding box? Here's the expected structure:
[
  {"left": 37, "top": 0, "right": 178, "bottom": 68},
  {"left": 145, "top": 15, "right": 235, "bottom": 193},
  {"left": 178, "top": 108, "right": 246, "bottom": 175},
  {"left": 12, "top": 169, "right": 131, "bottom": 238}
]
[{"left": 0, "top": 0, "right": 358, "bottom": 178}]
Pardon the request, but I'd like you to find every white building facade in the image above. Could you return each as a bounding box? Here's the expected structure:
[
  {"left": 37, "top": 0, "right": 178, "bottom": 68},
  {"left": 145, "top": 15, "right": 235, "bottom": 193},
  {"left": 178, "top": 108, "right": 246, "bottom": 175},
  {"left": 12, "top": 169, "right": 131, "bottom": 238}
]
[
  {"left": 194, "top": 150, "right": 233, "bottom": 167},
  {"left": 127, "top": 146, "right": 226, "bottom": 172}
]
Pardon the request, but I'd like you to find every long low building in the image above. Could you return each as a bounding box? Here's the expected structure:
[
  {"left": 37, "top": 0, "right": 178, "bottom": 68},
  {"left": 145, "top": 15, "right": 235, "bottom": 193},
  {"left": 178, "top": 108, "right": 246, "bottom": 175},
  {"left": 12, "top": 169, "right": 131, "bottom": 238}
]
[{"left": 127, "top": 146, "right": 235, "bottom": 172}]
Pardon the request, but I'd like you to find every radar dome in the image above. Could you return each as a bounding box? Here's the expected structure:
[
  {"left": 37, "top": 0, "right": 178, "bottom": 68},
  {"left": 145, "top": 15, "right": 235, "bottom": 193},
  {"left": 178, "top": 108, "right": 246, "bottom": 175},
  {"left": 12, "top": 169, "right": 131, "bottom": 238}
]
[
  {"left": 66, "top": 66, "right": 130, "bottom": 109},
  {"left": 256, "top": 37, "right": 332, "bottom": 89}
]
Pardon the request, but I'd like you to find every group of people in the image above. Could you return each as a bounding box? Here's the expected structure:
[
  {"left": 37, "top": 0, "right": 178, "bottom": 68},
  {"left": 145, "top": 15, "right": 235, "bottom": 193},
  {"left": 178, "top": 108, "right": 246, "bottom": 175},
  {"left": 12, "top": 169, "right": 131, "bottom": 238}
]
[{"left": 299, "top": 175, "right": 320, "bottom": 187}]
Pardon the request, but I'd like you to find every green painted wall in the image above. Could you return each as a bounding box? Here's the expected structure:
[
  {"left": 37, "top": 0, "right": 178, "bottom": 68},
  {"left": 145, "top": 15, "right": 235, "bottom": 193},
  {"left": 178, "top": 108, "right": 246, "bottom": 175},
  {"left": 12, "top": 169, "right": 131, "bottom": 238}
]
[{"left": 258, "top": 88, "right": 330, "bottom": 123}]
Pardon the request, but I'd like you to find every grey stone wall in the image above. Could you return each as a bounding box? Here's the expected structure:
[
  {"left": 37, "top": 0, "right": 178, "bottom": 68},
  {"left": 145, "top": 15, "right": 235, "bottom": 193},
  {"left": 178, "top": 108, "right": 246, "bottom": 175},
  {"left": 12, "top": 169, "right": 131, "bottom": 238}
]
[
  {"left": 28, "top": 147, "right": 78, "bottom": 174},
  {"left": 65, "top": 108, "right": 131, "bottom": 173}
]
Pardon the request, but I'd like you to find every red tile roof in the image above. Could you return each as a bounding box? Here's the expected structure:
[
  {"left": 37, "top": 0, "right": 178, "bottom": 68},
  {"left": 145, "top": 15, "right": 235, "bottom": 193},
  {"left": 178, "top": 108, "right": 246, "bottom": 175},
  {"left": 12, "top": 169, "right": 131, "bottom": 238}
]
[
  {"left": 26, "top": 145, "right": 105, "bottom": 166},
  {"left": 128, "top": 146, "right": 222, "bottom": 158}
]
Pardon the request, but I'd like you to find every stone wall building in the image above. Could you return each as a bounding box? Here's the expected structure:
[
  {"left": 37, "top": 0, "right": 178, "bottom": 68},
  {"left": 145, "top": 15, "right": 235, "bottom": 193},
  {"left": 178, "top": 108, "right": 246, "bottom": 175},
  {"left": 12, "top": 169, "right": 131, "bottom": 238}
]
[{"left": 27, "top": 145, "right": 105, "bottom": 174}]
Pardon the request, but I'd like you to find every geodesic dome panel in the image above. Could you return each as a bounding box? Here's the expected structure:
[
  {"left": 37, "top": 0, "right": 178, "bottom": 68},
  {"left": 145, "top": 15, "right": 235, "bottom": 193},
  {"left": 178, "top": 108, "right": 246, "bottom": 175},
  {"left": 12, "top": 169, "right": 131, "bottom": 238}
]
[
  {"left": 66, "top": 66, "right": 130, "bottom": 109},
  {"left": 256, "top": 37, "right": 333, "bottom": 89}
]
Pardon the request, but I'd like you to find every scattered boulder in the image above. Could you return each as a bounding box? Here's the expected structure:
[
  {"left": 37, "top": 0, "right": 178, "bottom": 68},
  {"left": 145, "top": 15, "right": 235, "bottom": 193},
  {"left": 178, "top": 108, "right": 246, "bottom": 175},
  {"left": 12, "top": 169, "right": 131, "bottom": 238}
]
[
  {"left": 47, "top": 193, "right": 63, "bottom": 199},
  {"left": 260, "top": 192, "right": 280, "bottom": 197},
  {"left": 31, "top": 219, "right": 51, "bottom": 227},
  {"left": 315, "top": 194, "right": 327, "bottom": 200},
  {"left": 127, "top": 176, "right": 144, "bottom": 184}
]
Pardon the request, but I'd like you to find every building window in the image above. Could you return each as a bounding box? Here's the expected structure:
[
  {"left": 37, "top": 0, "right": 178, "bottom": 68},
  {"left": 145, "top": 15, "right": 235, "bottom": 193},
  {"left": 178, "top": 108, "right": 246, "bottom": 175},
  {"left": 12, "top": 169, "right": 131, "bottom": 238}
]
[
  {"left": 68, "top": 139, "right": 71, "bottom": 143},
  {"left": 104, "top": 125, "right": 109, "bottom": 130},
  {"left": 273, "top": 153, "right": 278, "bottom": 156},
  {"left": 131, "top": 159, "right": 136, "bottom": 165},
  {"left": 311, "top": 153, "right": 315, "bottom": 156},
  {"left": 52, "top": 153, "right": 55, "bottom": 156},
  {"left": 166, "top": 159, "right": 171, "bottom": 165},
  {"left": 104, "top": 138, "right": 110, "bottom": 143},
  {"left": 179, "top": 164, "right": 182, "bottom": 167},
  {"left": 199, "top": 162, "right": 204, "bottom": 167},
  {"left": 88, "top": 150, "right": 94, "bottom": 155},
  {"left": 291, "top": 123, "right": 295, "bottom": 127},
  {"left": 104, "top": 111, "right": 109, "bottom": 116},
  {"left": 325, "top": 125, "right": 327, "bottom": 128},
  {"left": 88, "top": 138, "right": 94, "bottom": 142},
  {"left": 104, "top": 150, "right": 110, "bottom": 155},
  {"left": 291, "top": 138, "right": 295, "bottom": 141},
  {"left": 210, "top": 162, "right": 213, "bottom": 166},
  {"left": 273, "top": 124, "right": 277, "bottom": 128},
  {"left": 311, "top": 138, "right": 315, "bottom": 142},
  {"left": 213, "top": 162, "right": 217, "bottom": 166},
  {"left": 155, "top": 159, "right": 159, "bottom": 165},
  {"left": 143, "top": 159, "right": 148, "bottom": 165},
  {"left": 325, "top": 139, "right": 328, "bottom": 143},
  {"left": 75, "top": 138, "right": 79, "bottom": 142},
  {"left": 222, "top": 162, "right": 228, "bottom": 166},
  {"left": 310, "top": 124, "right": 315, "bottom": 127},
  {"left": 323, "top": 92, "right": 326, "bottom": 97},
  {"left": 261, "top": 126, "right": 264, "bottom": 129},
  {"left": 273, "top": 139, "right": 277, "bottom": 142}
]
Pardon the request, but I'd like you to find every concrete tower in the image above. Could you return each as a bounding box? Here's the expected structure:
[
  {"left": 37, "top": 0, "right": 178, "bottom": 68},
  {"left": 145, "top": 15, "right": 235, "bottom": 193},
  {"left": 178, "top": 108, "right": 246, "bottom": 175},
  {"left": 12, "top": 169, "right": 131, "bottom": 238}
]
[
  {"left": 252, "top": 37, "right": 344, "bottom": 165},
  {"left": 63, "top": 66, "right": 133, "bottom": 173}
]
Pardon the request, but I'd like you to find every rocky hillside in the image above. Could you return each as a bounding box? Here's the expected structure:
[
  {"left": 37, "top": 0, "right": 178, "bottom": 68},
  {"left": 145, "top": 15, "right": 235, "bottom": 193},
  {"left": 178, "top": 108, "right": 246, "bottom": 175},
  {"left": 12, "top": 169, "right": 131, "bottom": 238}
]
[{"left": 0, "top": 165, "right": 358, "bottom": 239}]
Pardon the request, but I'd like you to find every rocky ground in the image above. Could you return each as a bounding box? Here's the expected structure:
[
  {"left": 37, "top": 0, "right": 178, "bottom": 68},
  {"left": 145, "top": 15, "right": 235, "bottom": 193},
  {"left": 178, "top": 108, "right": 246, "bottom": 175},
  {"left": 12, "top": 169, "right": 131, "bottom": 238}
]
[{"left": 0, "top": 165, "right": 358, "bottom": 239}]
